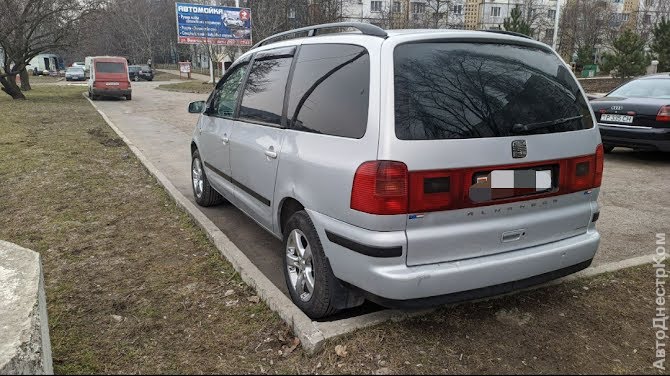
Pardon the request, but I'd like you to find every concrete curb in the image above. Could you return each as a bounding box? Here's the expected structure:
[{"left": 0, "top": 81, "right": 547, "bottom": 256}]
[
  {"left": 0, "top": 241, "right": 53, "bottom": 375},
  {"left": 84, "top": 94, "right": 326, "bottom": 353},
  {"left": 83, "top": 92, "right": 657, "bottom": 354}
]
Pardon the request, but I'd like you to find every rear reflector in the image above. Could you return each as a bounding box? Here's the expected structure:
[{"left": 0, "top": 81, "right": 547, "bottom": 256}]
[
  {"left": 657, "top": 105, "right": 670, "bottom": 122},
  {"left": 351, "top": 145, "right": 604, "bottom": 215}
]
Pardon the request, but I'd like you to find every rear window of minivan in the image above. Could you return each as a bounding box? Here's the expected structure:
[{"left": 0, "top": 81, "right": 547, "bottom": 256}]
[
  {"left": 96, "top": 62, "right": 126, "bottom": 73},
  {"left": 394, "top": 42, "right": 594, "bottom": 140}
]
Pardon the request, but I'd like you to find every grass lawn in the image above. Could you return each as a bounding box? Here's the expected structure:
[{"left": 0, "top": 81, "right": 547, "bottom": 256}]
[
  {"left": 26, "top": 75, "right": 65, "bottom": 84},
  {"left": 152, "top": 70, "right": 183, "bottom": 82},
  {"left": 0, "top": 86, "right": 661, "bottom": 374},
  {"left": 156, "top": 80, "right": 215, "bottom": 94}
]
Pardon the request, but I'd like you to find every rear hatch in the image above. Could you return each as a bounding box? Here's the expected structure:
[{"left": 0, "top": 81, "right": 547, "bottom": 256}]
[
  {"left": 94, "top": 61, "right": 129, "bottom": 89},
  {"left": 384, "top": 38, "right": 601, "bottom": 266}
]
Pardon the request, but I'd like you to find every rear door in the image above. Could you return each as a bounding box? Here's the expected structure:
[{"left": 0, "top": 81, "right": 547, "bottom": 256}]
[
  {"left": 229, "top": 46, "right": 295, "bottom": 230},
  {"left": 381, "top": 38, "right": 602, "bottom": 266}
]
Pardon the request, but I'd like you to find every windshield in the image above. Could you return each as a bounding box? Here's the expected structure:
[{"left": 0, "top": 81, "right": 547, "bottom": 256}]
[
  {"left": 394, "top": 42, "right": 593, "bottom": 140},
  {"left": 129, "top": 66, "right": 141, "bottom": 72},
  {"left": 609, "top": 78, "right": 670, "bottom": 99},
  {"left": 67, "top": 68, "right": 84, "bottom": 73}
]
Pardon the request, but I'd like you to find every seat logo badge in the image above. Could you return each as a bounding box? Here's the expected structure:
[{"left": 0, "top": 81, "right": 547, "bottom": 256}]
[
  {"left": 610, "top": 105, "right": 623, "bottom": 111},
  {"left": 511, "top": 140, "right": 527, "bottom": 159}
]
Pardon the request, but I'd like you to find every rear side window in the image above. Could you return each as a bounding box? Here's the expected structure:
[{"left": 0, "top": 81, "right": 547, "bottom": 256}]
[
  {"left": 95, "top": 62, "right": 125, "bottom": 73},
  {"left": 239, "top": 56, "right": 293, "bottom": 125},
  {"left": 394, "top": 43, "right": 594, "bottom": 140},
  {"left": 287, "top": 44, "right": 370, "bottom": 138}
]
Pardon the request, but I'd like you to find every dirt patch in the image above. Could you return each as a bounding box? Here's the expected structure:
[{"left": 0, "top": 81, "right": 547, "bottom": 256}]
[
  {"left": 0, "top": 86, "right": 661, "bottom": 374},
  {"left": 86, "top": 127, "right": 124, "bottom": 147},
  {"left": 157, "top": 80, "right": 215, "bottom": 94}
]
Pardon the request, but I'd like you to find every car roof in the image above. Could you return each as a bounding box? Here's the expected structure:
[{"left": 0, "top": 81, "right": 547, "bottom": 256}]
[
  {"left": 242, "top": 27, "right": 546, "bottom": 62},
  {"left": 637, "top": 72, "right": 670, "bottom": 80}
]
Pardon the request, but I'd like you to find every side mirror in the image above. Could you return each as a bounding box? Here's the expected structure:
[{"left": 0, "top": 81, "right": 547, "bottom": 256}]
[{"left": 188, "top": 101, "right": 205, "bottom": 113}]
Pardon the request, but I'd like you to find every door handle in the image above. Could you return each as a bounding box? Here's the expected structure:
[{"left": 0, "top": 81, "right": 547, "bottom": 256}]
[
  {"left": 221, "top": 134, "right": 229, "bottom": 144},
  {"left": 264, "top": 147, "right": 277, "bottom": 159}
]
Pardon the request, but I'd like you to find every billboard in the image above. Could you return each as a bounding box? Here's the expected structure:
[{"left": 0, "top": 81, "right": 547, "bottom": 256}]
[{"left": 176, "top": 3, "right": 252, "bottom": 46}]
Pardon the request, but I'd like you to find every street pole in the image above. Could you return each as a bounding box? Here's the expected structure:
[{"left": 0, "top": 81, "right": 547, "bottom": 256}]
[{"left": 552, "top": 0, "right": 561, "bottom": 51}]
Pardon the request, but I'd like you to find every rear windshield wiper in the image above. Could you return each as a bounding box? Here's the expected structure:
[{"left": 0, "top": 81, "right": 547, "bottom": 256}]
[{"left": 512, "top": 115, "right": 584, "bottom": 134}]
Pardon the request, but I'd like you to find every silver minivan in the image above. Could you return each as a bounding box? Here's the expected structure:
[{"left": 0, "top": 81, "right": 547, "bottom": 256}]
[{"left": 189, "top": 23, "right": 603, "bottom": 318}]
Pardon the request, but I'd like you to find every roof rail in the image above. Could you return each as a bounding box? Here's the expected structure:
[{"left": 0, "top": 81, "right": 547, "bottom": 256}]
[
  {"left": 480, "top": 29, "right": 533, "bottom": 40},
  {"left": 252, "top": 22, "right": 387, "bottom": 49}
]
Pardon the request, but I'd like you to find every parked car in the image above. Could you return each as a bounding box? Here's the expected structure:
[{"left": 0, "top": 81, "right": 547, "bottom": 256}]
[
  {"left": 65, "top": 67, "right": 86, "bottom": 81},
  {"left": 188, "top": 23, "right": 603, "bottom": 318},
  {"left": 71, "top": 61, "right": 85, "bottom": 69},
  {"left": 590, "top": 73, "right": 670, "bottom": 152},
  {"left": 222, "top": 10, "right": 244, "bottom": 28},
  {"left": 128, "top": 65, "right": 154, "bottom": 81},
  {"left": 88, "top": 56, "right": 131, "bottom": 100}
]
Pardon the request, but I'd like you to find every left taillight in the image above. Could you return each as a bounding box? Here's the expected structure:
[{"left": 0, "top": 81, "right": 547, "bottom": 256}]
[
  {"left": 656, "top": 105, "right": 670, "bottom": 122},
  {"left": 351, "top": 161, "right": 408, "bottom": 215}
]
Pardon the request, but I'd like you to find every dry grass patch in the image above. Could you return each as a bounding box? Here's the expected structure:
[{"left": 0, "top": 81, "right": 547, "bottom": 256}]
[{"left": 157, "top": 80, "right": 215, "bottom": 94}]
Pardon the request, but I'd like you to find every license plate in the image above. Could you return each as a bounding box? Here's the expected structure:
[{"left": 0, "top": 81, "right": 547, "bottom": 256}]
[
  {"left": 470, "top": 168, "right": 553, "bottom": 202},
  {"left": 601, "top": 114, "right": 633, "bottom": 123},
  {"left": 105, "top": 82, "right": 119, "bottom": 86}
]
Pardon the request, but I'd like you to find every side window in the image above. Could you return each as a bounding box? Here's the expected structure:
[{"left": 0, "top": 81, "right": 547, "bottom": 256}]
[
  {"left": 209, "top": 64, "right": 247, "bottom": 118},
  {"left": 238, "top": 56, "right": 293, "bottom": 125},
  {"left": 287, "top": 44, "right": 369, "bottom": 139}
]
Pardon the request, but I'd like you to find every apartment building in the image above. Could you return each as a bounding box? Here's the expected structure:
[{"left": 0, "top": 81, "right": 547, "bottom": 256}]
[{"left": 338, "top": 0, "right": 668, "bottom": 43}]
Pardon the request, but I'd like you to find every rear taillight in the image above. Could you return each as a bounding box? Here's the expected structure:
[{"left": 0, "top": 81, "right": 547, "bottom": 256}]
[
  {"left": 656, "top": 105, "right": 670, "bottom": 122},
  {"left": 408, "top": 170, "right": 462, "bottom": 212},
  {"left": 594, "top": 144, "right": 604, "bottom": 187},
  {"left": 351, "top": 161, "right": 408, "bottom": 215}
]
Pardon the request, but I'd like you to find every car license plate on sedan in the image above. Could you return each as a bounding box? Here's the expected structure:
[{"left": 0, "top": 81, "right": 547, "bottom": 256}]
[
  {"left": 105, "top": 82, "right": 119, "bottom": 86},
  {"left": 601, "top": 114, "right": 633, "bottom": 123}
]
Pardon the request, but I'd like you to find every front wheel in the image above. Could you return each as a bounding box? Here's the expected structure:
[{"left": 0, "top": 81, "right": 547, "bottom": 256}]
[
  {"left": 604, "top": 145, "right": 615, "bottom": 153},
  {"left": 283, "top": 211, "right": 360, "bottom": 319},
  {"left": 191, "top": 149, "right": 224, "bottom": 206}
]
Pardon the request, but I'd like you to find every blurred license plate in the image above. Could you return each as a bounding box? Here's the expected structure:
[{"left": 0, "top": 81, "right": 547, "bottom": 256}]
[
  {"left": 601, "top": 114, "right": 633, "bottom": 123},
  {"left": 105, "top": 82, "right": 119, "bottom": 86}
]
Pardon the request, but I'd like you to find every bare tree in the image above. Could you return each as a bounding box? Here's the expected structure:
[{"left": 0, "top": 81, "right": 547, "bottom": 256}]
[
  {"left": 557, "top": 0, "right": 615, "bottom": 62},
  {"left": 0, "top": 0, "right": 98, "bottom": 99}
]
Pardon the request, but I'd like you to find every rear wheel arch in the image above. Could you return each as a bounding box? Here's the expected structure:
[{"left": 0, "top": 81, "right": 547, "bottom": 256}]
[
  {"left": 190, "top": 141, "right": 198, "bottom": 156},
  {"left": 279, "top": 197, "right": 304, "bottom": 236}
]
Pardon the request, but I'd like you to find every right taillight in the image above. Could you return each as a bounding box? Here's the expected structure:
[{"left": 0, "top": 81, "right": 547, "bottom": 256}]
[
  {"left": 594, "top": 144, "right": 604, "bottom": 187},
  {"left": 656, "top": 105, "right": 670, "bottom": 122},
  {"left": 351, "top": 161, "right": 408, "bottom": 215}
]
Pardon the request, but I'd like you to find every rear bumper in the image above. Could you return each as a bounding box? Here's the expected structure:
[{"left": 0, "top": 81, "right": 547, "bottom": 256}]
[
  {"left": 91, "top": 88, "right": 131, "bottom": 97},
  {"left": 599, "top": 123, "right": 670, "bottom": 152},
  {"left": 308, "top": 209, "right": 600, "bottom": 303}
]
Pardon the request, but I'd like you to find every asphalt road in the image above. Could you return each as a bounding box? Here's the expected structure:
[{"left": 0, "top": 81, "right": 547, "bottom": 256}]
[{"left": 91, "top": 81, "right": 670, "bottom": 299}]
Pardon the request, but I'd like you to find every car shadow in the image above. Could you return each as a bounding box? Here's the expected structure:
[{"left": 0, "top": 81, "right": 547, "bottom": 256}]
[{"left": 605, "top": 148, "right": 670, "bottom": 164}]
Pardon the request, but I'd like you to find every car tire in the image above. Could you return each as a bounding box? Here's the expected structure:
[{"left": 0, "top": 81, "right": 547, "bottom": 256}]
[
  {"left": 191, "top": 149, "right": 224, "bottom": 207},
  {"left": 604, "top": 145, "right": 615, "bottom": 153},
  {"left": 283, "top": 211, "right": 355, "bottom": 319},
  {"left": 125, "top": 94, "right": 132, "bottom": 101}
]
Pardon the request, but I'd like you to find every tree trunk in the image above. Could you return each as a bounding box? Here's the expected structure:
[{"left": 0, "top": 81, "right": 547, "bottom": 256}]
[
  {"left": 20, "top": 68, "right": 31, "bottom": 91},
  {"left": 0, "top": 75, "right": 27, "bottom": 100}
]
